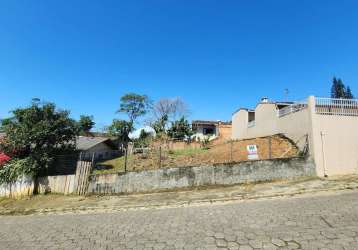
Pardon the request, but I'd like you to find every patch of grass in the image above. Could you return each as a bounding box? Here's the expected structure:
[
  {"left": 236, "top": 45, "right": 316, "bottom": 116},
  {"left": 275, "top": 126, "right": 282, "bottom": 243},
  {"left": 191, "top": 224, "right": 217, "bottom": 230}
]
[
  {"left": 0, "top": 197, "right": 8, "bottom": 202},
  {"left": 169, "top": 148, "right": 207, "bottom": 156},
  {"left": 94, "top": 156, "right": 128, "bottom": 174},
  {"left": 0, "top": 197, "right": 12, "bottom": 205}
]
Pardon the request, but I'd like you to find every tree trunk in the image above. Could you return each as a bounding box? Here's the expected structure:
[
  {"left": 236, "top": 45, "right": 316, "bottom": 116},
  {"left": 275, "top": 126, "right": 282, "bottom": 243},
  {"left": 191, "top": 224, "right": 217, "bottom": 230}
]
[{"left": 33, "top": 175, "right": 39, "bottom": 195}]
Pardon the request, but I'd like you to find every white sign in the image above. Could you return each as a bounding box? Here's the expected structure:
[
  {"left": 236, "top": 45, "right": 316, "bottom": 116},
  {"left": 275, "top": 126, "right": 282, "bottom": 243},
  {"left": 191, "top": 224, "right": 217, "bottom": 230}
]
[{"left": 247, "top": 145, "right": 259, "bottom": 160}]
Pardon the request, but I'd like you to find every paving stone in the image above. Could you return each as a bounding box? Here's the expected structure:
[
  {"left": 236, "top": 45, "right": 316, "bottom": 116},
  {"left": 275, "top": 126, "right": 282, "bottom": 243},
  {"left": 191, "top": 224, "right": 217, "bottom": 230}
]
[
  {"left": 272, "top": 238, "right": 286, "bottom": 247},
  {"left": 239, "top": 245, "right": 253, "bottom": 250},
  {"left": 0, "top": 191, "right": 358, "bottom": 250},
  {"left": 215, "top": 239, "right": 227, "bottom": 247},
  {"left": 225, "top": 242, "right": 237, "bottom": 250}
]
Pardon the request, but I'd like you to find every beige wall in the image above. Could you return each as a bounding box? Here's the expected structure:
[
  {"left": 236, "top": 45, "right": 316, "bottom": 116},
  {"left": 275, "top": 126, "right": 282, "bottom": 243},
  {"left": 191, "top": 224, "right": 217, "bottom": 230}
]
[
  {"left": 232, "top": 109, "right": 249, "bottom": 139},
  {"left": 85, "top": 142, "right": 115, "bottom": 160},
  {"left": 310, "top": 111, "right": 358, "bottom": 176},
  {"left": 217, "top": 124, "right": 232, "bottom": 141},
  {"left": 254, "top": 103, "right": 278, "bottom": 137},
  {"left": 232, "top": 102, "right": 311, "bottom": 150},
  {"left": 277, "top": 108, "right": 311, "bottom": 150}
]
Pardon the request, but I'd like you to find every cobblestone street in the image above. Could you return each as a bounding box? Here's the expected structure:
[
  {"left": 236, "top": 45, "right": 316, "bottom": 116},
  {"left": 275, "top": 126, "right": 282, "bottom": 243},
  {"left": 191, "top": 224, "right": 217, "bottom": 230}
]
[{"left": 1, "top": 190, "right": 358, "bottom": 250}]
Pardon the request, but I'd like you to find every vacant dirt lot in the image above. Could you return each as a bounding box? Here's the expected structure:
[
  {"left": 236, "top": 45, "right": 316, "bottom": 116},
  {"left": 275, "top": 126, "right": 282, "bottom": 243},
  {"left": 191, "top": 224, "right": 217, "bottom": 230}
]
[{"left": 96, "top": 134, "right": 300, "bottom": 174}]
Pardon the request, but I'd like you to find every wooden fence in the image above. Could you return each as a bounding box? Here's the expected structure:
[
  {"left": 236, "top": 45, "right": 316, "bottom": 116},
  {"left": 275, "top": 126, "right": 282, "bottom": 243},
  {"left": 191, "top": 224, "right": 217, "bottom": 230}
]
[
  {"left": 0, "top": 177, "right": 34, "bottom": 199},
  {"left": 38, "top": 175, "right": 76, "bottom": 195},
  {"left": 0, "top": 158, "right": 94, "bottom": 198},
  {"left": 74, "top": 160, "right": 93, "bottom": 195}
]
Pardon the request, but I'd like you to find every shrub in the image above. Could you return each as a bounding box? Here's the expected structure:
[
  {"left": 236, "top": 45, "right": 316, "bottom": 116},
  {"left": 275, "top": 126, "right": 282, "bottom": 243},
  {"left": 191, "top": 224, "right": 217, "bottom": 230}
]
[
  {"left": 0, "top": 158, "right": 35, "bottom": 185},
  {"left": 200, "top": 136, "right": 211, "bottom": 149}
]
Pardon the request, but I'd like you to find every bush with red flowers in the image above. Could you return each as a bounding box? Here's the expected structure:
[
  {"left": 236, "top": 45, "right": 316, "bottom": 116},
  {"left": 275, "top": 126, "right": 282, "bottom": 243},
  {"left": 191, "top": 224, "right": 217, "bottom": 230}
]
[
  {"left": 0, "top": 100, "right": 78, "bottom": 187},
  {"left": 0, "top": 152, "right": 11, "bottom": 167}
]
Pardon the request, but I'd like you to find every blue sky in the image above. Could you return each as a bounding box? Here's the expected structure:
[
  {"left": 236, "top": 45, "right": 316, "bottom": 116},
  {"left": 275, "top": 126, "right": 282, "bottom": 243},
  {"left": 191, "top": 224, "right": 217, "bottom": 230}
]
[{"left": 1, "top": 0, "right": 358, "bottom": 130}]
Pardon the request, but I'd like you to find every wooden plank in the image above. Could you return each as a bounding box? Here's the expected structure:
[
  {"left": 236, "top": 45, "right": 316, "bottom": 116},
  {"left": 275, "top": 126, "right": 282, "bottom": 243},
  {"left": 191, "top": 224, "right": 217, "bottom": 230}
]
[{"left": 73, "top": 155, "right": 94, "bottom": 195}]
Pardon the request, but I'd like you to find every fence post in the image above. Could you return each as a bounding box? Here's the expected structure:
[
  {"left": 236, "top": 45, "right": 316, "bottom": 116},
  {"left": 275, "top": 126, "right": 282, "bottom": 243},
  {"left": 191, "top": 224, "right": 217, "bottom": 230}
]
[
  {"left": 91, "top": 152, "right": 95, "bottom": 166},
  {"left": 124, "top": 148, "right": 128, "bottom": 173},
  {"left": 230, "top": 140, "right": 233, "bottom": 162},
  {"left": 268, "top": 137, "right": 272, "bottom": 159},
  {"left": 159, "top": 146, "right": 162, "bottom": 168}
]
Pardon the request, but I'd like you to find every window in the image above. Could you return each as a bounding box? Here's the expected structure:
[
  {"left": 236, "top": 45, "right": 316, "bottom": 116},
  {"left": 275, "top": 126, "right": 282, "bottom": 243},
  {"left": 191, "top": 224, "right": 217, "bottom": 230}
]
[{"left": 203, "top": 127, "right": 215, "bottom": 135}]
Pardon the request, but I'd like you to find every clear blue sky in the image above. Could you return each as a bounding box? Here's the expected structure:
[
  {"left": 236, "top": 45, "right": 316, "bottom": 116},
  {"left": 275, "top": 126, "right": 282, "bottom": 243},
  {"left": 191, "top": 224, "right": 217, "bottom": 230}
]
[{"left": 1, "top": 1, "right": 358, "bottom": 130}]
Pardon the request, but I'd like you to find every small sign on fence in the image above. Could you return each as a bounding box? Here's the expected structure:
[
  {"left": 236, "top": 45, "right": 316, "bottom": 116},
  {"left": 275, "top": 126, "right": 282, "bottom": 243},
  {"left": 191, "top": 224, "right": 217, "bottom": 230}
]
[{"left": 247, "top": 145, "right": 259, "bottom": 160}]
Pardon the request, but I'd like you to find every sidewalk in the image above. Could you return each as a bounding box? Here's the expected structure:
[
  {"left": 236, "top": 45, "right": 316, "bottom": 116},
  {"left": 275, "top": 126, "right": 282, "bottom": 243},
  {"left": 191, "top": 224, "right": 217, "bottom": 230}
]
[{"left": 1, "top": 175, "right": 358, "bottom": 216}]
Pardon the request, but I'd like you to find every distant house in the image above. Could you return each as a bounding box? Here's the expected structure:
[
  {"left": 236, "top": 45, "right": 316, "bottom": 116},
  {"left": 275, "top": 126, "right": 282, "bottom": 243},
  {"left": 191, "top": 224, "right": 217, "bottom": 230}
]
[
  {"left": 191, "top": 120, "right": 232, "bottom": 142},
  {"left": 76, "top": 136, "right": 119, "bottom": 161}
]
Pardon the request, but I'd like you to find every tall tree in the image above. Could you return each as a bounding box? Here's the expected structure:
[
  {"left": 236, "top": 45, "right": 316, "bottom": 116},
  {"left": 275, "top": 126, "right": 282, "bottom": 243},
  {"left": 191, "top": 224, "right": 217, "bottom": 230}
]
[
  {"left": 78, "top": 115, "right": 95, "bottom": 135},
  {"left": 151, "top": 114, "right": 168, "bottom": 134},
  {"left": 114, "top": 93, "right": 150, "bottom": 169},
  {"left": 149, "top": 97, "right": 189, "bottom": 134},
  {"left": 118, "top": 93, "right": 151, "bottom": 125},
  {"left": 345, "top": 86, "right": 354, "bottom": 99},
  {"left": 331, "top": 77, "right": 346, "bottom": 98},
  {"left": 107, "top": 119, "right": 133, "bottom": 148}
]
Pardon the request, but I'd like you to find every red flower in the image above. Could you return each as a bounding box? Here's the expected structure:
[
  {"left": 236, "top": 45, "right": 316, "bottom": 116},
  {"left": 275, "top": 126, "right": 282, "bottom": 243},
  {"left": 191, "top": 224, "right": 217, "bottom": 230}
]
[{"left": 0, "top": 152, "right": 11, "bottom": 167}]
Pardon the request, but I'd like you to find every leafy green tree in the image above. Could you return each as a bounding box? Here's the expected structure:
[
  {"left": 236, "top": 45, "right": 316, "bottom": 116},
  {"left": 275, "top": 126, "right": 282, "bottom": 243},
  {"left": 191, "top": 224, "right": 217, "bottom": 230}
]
[
  {"left": 0, "top": 100, "right": 78, "bottom": 188},
  {"left": 107, "top": 119, "right": 134, "bottom": 152},
  {"left": 78, "top": 115, "right": 95, "bottom": 135},
  {"left": 152, "top": 114, "right": 168, "bottom": 134},
  {"left": 345, "top": 86, "right": 354, "bottom": 99},
  {"left": 331, "top": 77, "right": 346, "bottom": 98},
  {"left": 107, "top": 119, "right": 133, "bottom": 148},
  {"left": 134, "top": 129, "right": 152, "bottom": 148},
  {"left": 118, "top": 93, "right": 151, "bottom": 124},
  {"left": 115, "top": 93, "right": 151, "bottom": 159},
  {"left": 167, "top": 116, "right": 193, "bottom": 140},
  {"left": 139, "top": 129, "right": 151, "bottom": 140}
]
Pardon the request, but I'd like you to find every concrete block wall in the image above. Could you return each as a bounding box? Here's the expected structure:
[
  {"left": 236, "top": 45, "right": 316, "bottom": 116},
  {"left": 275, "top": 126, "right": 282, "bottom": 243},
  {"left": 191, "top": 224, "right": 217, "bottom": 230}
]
[{"left": 88, "top": 157, "right": 316, "bottom": 194}]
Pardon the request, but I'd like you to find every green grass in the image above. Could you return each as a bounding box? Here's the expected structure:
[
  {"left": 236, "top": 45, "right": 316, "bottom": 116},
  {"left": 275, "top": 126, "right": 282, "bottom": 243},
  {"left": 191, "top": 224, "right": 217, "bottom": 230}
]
[
  {"left": 0, "top": 197, "right": 11, "bottom": 204},
  {"left": 168, "top": 147, "right": 207, "bottom": 156},
  {"left": 94, "top": 156, "right": 127, "bottom": 174}
]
